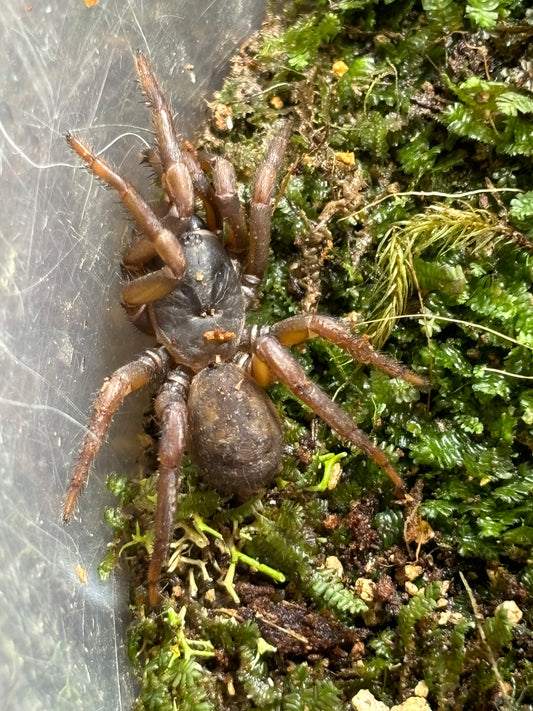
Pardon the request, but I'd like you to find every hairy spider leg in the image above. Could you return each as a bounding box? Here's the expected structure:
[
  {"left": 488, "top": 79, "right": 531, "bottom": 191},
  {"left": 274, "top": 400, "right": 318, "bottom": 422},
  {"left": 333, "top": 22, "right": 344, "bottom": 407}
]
[
  {"left": 197, "top": 152, "right": 249, "bottom": 258},
  {"left": 134, "top": 51, "right": 195, "bottom": 222},
  {"left": 128, "top": 54, "right": 222, "bottom": 269},
  {"left": 245, "top": 121, "right": 292, "bottom": 284},
  {"left": 62, "top": 348, "right": 172, "bottom": 522},
  {"left": 121, "top": 268, "right": 182, "bottom": 307},
  {"left": 122, "top": 196, "right": 187, "bottom": 271},
  {"left": 180, "top": 145, "right": 222, "bottom": 233},
  {"left": 149, "top": 373, "right": 189, "bottom": 606},
  {"left": 66, "top": 134, "right": 185, "bottom": 281},
  {"left": 272, "top": 314, "right": 431, "bottom": 391},
  {"left": 253, "top": 335, "right": 406, "bottom": 496},
  {"left": 141, "top": 140, "right": 223, "bottom": 236}
]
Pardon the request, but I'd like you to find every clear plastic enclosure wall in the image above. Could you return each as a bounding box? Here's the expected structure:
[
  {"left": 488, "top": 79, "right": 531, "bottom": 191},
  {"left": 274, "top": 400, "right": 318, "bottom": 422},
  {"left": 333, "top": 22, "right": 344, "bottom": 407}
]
[{"left": 0, "top": 2, "right": 265, "bottom": 709}]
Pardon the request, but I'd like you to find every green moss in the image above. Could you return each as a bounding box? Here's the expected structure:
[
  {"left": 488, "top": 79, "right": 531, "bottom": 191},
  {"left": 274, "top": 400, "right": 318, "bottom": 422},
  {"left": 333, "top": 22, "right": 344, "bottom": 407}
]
[{"left": 100, "top": 1, "right": 533, "bottom": 709}]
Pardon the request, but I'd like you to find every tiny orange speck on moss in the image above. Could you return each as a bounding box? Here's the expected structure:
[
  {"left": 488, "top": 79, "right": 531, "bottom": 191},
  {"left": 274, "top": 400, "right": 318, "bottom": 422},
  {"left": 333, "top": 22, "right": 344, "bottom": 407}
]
[
  {"left": 270, "top": 96, "right": 284, "bottom": 109},
  {"left": 335, "top": 151, "right": 355, "bottom": 166},
  {"left": 332, "top": 60, "right": 349, "bottom": 78},
  {"left": 212, "top": 103, "right": 233, "bottom": 132}
]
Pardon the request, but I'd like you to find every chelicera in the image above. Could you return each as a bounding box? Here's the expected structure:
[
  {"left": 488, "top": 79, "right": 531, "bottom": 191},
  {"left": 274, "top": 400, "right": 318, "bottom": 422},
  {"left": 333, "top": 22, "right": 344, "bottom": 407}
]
[{"left": 63, "top": 52, "right": 429, "bottom": 606}]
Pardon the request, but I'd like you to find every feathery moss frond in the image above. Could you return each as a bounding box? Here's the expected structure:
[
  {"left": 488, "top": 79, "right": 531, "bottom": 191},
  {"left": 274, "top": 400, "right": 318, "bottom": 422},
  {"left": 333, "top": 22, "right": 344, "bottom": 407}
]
[{"left": 371, "top": 203, "right": 511, "bottom": 345}]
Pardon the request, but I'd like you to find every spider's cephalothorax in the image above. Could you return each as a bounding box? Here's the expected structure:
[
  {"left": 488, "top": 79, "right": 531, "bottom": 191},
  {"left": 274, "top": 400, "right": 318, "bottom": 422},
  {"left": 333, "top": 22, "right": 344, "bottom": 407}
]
[
  {"left": 146, "top": 226, "right": 246, "bottom": 370},
  {"left": 63, "top": 52, "right": 429, "bottom": 606}
]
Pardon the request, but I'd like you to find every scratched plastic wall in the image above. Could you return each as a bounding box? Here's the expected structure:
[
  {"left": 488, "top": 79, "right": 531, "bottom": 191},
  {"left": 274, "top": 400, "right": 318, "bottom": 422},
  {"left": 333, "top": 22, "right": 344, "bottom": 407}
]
[{"left": 0, "top": 2, "right": 265, "bottom": 709}]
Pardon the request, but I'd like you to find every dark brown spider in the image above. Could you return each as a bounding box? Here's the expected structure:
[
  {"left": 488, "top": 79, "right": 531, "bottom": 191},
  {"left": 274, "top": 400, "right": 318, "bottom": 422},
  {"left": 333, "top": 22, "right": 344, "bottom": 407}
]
[{"left": 62, "top": 52, "right": 429, "bottom": 606}]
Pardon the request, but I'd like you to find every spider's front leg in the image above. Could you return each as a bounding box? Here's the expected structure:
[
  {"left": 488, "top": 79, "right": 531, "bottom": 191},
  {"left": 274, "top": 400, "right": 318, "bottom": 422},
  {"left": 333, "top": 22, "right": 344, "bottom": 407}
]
[
  {"left": 245, "top": 121, "right": 292, "bottom": 286},
  {"left": 134, "top": 51, "right": 194, "bottom": 222},
  {"left": 200, "top": 153, "right": 248, "bottom": 258},
  {"left": 148, "top": 371, "right": 189, "bottom": 607},
  {"left": 253, "top": 335, "right": 408, "bottom": 496},
  {"left": 62, "top": 348, "right": 172, "bottom": 522},
  {"left": 66, "top": 134, "right": 185, "bottom": 280}
]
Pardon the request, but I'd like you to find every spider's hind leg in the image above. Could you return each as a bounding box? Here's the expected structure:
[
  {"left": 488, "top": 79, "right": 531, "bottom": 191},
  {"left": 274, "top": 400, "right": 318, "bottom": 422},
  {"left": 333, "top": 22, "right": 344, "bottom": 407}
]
[
  {"left": 272, "top": 313, "right": 430, "bottom": 391},
  {"left": 252, "top": 335, "right": 407, "bottom": 496},
  {"left": 148, "top": 370, "right": 189, "bottom": 607}
]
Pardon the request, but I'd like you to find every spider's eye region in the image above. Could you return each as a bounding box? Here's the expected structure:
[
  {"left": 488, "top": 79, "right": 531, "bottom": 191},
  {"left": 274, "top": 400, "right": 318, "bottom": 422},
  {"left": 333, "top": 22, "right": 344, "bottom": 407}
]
[{"left": 182, "top": 232, "right": 204, "bottom": 247}]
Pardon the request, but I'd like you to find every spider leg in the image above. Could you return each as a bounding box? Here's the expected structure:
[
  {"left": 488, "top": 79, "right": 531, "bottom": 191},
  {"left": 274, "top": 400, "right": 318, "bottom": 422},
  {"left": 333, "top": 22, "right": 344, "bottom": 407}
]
[
  {"left": 143, "top": 134, "right": 222, "bottom": 232},
  {"left": 272, "top": 314, "right": 430, "bottom": 391},
  {"left": 253, "top": 335, "right": 406, "bottom": 496},
  {"left": 66, "top": 134, "right": 185, "bottom": 279},
  {"left": 122, "top": 200, "right": 182, "bottom": 270},
  {"left": 148, "top": 372, "right": 189, "bottom": 607},
  {"left": 244, "top": 121, "right": 291, "bottom": 286},
  {"left": 134, "top": 51, "right": 195, "bottom": 221},
  {"left": 122, "top": 236, "right": 159, "bottom": 269},
  {"left": 198, "top": 152, "right": 248, "bottom": 258},
  {"left": 62, "top": 348, "right": 172, "bottom": 522},
  {"left": 121, "top": 266, "right": 179, "bottom": 306},
  {"left": 181, "top": 145, "right": 222, "bottom": 232}
]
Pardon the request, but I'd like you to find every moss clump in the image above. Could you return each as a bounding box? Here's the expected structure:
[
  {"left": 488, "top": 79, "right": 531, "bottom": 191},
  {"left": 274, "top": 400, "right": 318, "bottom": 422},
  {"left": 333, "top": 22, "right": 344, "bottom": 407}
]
[{"left": 100, "top": 1, "right": 533, "bottom": 709}]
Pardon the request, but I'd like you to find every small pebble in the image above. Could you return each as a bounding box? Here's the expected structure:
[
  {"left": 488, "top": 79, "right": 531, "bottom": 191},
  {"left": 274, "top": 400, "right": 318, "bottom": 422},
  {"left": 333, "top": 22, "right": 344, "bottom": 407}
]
[
  {"left": 495, "top": 600, "right": 522, "bottom": 625},
  {"left": 351, "top": 689, "right": 389, "bottom": 711}
]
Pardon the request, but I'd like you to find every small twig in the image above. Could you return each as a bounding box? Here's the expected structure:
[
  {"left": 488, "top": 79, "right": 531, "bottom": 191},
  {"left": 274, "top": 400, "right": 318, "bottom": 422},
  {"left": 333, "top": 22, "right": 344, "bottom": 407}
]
[
  {"left": 341, "top": 187, "right": 524, "bottom": 221},
  {"left": 459, "top": 572, "right": 511, "bottom": 705}
]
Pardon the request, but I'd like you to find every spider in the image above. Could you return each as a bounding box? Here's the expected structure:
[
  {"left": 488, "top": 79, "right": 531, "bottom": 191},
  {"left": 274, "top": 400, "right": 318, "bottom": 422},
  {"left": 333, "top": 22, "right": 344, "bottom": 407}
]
[{"left": 63, "top": 52, "right": 429, "bottom": 606}]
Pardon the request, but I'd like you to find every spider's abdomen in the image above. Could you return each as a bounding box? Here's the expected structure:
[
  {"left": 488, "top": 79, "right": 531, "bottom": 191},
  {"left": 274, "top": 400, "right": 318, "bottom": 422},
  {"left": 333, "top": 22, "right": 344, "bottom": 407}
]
[
  {"left": 187, "top": 363, "right": 284, "bottom": 497},
  {"left": 153, "top": 230, "right": 246, "bottom": 371}
]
